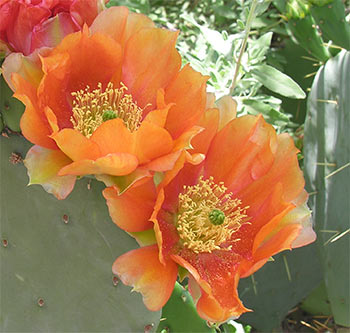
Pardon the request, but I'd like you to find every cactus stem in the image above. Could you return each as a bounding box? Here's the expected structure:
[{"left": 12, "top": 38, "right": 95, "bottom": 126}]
[
  {"left": 325, "top": 162, "right": 350, "bottom": 179},
  {"left": 2, "top": 239, "right": 8, "bottom": 247}
]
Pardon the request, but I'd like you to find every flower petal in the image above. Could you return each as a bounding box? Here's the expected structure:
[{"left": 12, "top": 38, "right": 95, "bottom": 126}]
[
  {"left": 52, "top": 128, "right": 101, "bottom": 161},
  {"left": 103, "top": 179, "right": 156, "bottom": 232},
  {"left": 58, "top": 153, "right": 138, "bottom": 176},
  {"left": 90, "top": 6, "right": 154, "bottom": 48},
  {"left": 122, "top": 28, "right": 181, "bottom": 108},
  {"left": 90, "top": 118, "right": 133, "bottom": 156},
  {"left": 133, "top": 121, "right": 174, "bottom": 165},
  {"left": 31, "top": 12, "right": 79, "bottom": 51},
  {"left": 171, "top": 253, "right": 249, "bottom": 322},
  {"left": 164, "top": 64, "right": 209, "bottom": 139},
  {"left": 113, "top": 245, "right": 178, "bottom": 311},
  {"left": 12, "top": 73, "right": 56, "bottom": 149},
  {"left": 24, "top": 145, "right": 75, "bottom": 200},
  {"left": 215, "top": 95, "right": 237, "bottom": 131},
  {"left": 39, "top": 29, "right": 123, "bottom": 128}
]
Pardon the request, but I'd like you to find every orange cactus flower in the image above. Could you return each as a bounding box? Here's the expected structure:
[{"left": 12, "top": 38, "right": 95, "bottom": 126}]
[
  {"left": 7, "top": 6, "right": 208, "bottom": 199},
  {"left": 104, "top": 112, "right": 316, "bottom": 323},
  {"left": 0, "top": 0, "right": 107, "bottom": 56}
]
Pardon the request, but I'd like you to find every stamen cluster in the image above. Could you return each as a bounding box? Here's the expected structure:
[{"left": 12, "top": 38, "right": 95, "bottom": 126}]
[
  {"left": 71, "top": 82, "right": 143, "bottom": 137},
  {"left": 176, "top": 176, "right": 249, "bottom": 254}
]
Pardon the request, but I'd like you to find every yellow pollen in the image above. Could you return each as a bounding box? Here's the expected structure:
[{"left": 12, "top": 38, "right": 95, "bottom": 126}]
[
  {"left": 176, "top": 176, "right": 249, "bottom": 254},
  {"left": 70, "top": 82, "right": 143, "bottom": 138}
]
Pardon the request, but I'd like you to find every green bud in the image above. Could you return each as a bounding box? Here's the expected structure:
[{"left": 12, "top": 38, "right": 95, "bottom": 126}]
[
  {"left": 208, "top": 209, "right": 225, "bottom": 226},
  {"left": 102, "top": 110, "right": 117, "bottom": 122}
]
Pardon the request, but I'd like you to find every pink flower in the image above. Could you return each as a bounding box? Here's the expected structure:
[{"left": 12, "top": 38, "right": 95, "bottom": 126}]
[{"left": 0, "top": 0, "right": 107, "bottom": 56}]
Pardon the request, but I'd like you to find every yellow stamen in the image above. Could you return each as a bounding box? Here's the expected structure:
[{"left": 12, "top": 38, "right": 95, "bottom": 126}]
[
  {"left": 176, "top": 176, "right": 249, "bottom": 254},
  {"left": 70, "top": 82, "right": 143, "bottom": 138}
]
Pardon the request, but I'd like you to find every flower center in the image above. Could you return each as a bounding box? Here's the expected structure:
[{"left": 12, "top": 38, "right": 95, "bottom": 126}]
[
  {"left": 70, "top": 82, "right": 143, "bottom": 138},
  {"left": 176, "top": 176, "right": 249, "bottom": 254}
]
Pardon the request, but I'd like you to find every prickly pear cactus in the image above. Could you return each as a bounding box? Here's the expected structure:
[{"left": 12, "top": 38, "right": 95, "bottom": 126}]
[
  {"left": 308, "top": 0, "right": 350, "bottom": 50},
  {"left": 0, "top": 135, "right": 161, "bottom": 331},
  {"left": 0, "top": 75, "right": 24, "bottom": 132},
  {"left": 304, "top": 49, "right": 350, "bottom": 327},
  {"left": 238, "top": 244, "right": 322, "bottom": 331}
]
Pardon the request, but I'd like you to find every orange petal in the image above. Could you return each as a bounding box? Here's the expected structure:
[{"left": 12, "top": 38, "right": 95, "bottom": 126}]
[
  {"left": 24, "top": 145, "right": 75, "bottom": 199},
  {"left": 58, "top": 153, "right": 138, "bottom": 176},
  {"left": 190, "top": 108, "right": 219, "bottom": 155},
  {"left": 52, "top": 128, "right": 101, "bottom": 161},
  {"left": 238, "top": 132, "right": 304, "bottom": 215},
  {"left": 144, "top": 150, "right": 182, "bottom": 172},
  {"left": 2, "top": 49, "right": 45, "bottom": 91},
  {"left": 113, "top": 245, "right": 178, "bottom": 311},
  {"left": 103, "top": 179, "right": 156, "bottom": 232},
  {"left": 164, "top": 64, "right": 209, "bottom": 139},
  {"left": 143, "top": 90, "right": 173, "bottom": 128},
  {"left": 215, "top": 95, "right": 237, "bottom": 131},
  {"left": 39, "top": 29, "right": 123, "bottom": 127},
  {"left": 90, "top": 6, "right": 155, "bottom": 48},
  {"left": 122, "top": 28, "right": 181, "bottom": 108},
  {"left": 12, "top": 73, "right": 57, "bottom": 149},
  {"left": 90, "top": 118, "right": 133, "bottom": 156},
  {"left": 171, "top": 253, "right": 249, "bottom": 322},
  {"left": 133, "top": 121, "right": 173, "bottom": 165}
]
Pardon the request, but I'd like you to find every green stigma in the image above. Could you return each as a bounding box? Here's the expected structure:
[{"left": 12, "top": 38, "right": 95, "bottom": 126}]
[
  {"left": 102, "top": 110, "right": 117, "bottom": 122},
  {"left": 208, "top": 209, "right": 225, "bottom": 225}
]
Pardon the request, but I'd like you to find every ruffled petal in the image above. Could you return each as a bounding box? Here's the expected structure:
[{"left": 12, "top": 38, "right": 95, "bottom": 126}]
[
  {"left": 58, "top": 153, "right": 138, "bottom": 176},
  {"left": 215, "top": 95, "right": 237, "bottom": 131},
  {"left": 52, "top": 128, "right": 101, "bottom": 161},
  {"left": 122, "top": 28, "right": 181, "bottom": 108},
  {"left": 39, "top": 29, "right": 123, "bottom": 128},
  {"left": 31, "top": 12, "right": 79, "bottom": 51},
  {"left": 24, "top": 145, "right": 75, "bottom": 200},
  {"left": 103, "top": 179, "right": 156, "bottom": 232},
  {"left": 12, "top": 73, "right": 57, "bottom": 149},
  {"left": 90, "top": 118, "right": 133, "bottom": 156},
  {"left": 90, "top": 6, "right": 154, "bottom": 48},
  {"left": 205, "top": 115, "right": 277, "bottom": 195},
  {"left": 133, "top": 121, "right": 173, "bottom": 165},
  {"left": 113, "top": 245, "right": 178, "bottom": 311},
  {"left": 171, "top": 253, "right": 249, "bottom": 323},
  {"left": 164, "top": 64, "right": 209, "bottom": 139}
]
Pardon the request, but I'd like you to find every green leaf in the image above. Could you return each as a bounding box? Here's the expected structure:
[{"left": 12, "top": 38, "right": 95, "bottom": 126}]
[
  {"left": 156, "top": 282, "right": 215, "bottom": 333},
  {"left": 0, "top": 135, "right": 161, "bottom": 331},
  {"left": 250, "top": 64, "right": 306, "bottom": 99}
]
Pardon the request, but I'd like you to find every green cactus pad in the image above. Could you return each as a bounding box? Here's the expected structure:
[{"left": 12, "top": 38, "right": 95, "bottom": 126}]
[
  {"left": 0, "top": 135, "right": 161, "bottom": 331},
  {"left": 238, "top": 245, "right": 323, "bottom": 331},
  {"left": 304, "top": 50, "right": 350, "bottom": 327},
  {"left": 0, "top": 75, "right": 24, "bottom": 132}
]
